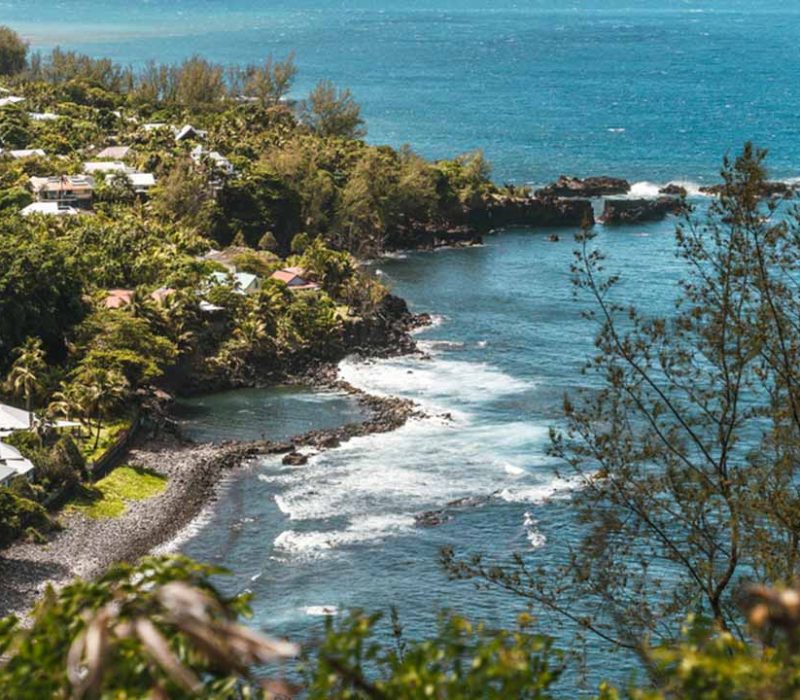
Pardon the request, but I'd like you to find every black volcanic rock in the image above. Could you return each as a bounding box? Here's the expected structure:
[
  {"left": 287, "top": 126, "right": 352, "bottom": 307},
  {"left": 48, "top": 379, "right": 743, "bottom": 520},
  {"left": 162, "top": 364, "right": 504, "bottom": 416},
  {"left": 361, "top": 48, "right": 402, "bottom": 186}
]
[
  {"left": 282, "top": 451, "right": 309, "bottom": 465},
  {"left": 600, "top": 197, "right": 683, "bottom": 225},
  {"left": 699, "top": 181, "right": 797, "bottom": 198},
  {"left": 480, "top": 195, "right": 595, "bottom": 228},
  {"left": 535, "top": 175, "right": 631, "bottom": 198},
  {"left": 659, "top": 183, "right": 688, "bottom": 197}
]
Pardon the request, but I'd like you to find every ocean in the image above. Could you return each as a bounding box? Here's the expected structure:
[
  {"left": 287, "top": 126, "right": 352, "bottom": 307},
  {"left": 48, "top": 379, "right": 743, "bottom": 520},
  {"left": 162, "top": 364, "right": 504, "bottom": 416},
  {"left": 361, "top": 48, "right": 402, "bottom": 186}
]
[
  {"left": 5, "top": 0, "right": 798, "bottom": 690},
  {"left": 3, "top": 0, "right": 800, "bottom": 184}
]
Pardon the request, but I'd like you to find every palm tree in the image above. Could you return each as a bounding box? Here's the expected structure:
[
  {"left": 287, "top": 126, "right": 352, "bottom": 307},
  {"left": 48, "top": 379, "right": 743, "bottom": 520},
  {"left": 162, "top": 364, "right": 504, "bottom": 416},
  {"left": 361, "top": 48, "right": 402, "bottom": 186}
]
[
  {"left": 4, "top": 337, "right": 46, "bottom": 427},
  {"left": 73, "top": 367, "right": 130, "bottom": 451}
]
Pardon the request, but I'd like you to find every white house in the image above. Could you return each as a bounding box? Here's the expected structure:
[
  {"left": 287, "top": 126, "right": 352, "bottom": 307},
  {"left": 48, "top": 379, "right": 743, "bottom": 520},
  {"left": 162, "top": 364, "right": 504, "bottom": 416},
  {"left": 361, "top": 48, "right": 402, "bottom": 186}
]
[
  {"left": 29, "top": 112, "right": 59, "bottom": 121},
  {"left": 0, "top": 441, "right": 35, "bottom": 485},
  {"left": 0, "top": 403, "right": 31, "bottom": 437},
  {"left": 96, "top": 145, "right": 131, "bottom": 160},
  {"left": 191, "top": 145, "right": 234, "bottom": 175},
  {"left": 2, "top": 149, "right": 46, "bottom": 159},
  {"left": 0, "top": 96, "right": 24, "bottom": 107},
  {"left": 20, "top": 202, "right": 79, "bottom": 217},
  {"left": 84, "top": 161, "right": 133, "bottom": 174},
  {"left": 127, "top": 172, "right": 156, "bottom": 194},
  {"left": 175, "top": 124, "right": 207, "bottom": 142},
  {"left": 30, "top": 175, "right": 94, "bottom": 207}
]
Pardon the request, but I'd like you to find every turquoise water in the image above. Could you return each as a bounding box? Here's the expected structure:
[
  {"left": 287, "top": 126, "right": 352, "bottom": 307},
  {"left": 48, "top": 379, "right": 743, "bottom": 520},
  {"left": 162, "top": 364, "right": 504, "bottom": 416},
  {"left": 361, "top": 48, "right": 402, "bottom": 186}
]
[
  {"left": 3, "top": 1, "right": 800, "bottom": 182},
  {"left": 179, "top": 218, "right": 685, "bottom": 689},
  {"left": 7, "top": 0, "right": 797, "bottom": 688},
  {"left": 174, "top": 386, "right": 366, "bottom": 444}
]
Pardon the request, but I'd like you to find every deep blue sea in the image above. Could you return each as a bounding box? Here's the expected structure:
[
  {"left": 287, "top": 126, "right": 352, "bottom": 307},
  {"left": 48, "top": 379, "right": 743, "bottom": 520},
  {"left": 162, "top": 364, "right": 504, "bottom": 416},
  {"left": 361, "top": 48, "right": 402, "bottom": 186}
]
[
  {"left": 3, "top": 0, "right": 800, "bottom": 183},
  {"left": 6, "top": 0, "right": 799, "bottom": 690}
]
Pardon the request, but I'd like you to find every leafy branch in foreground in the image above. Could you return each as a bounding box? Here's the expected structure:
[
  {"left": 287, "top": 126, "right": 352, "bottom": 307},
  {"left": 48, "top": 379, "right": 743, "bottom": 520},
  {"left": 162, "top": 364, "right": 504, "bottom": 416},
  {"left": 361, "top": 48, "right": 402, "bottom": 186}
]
[
  {"left": 443, "top": 143, "right": 800, "bottom": 671},
  {"left": 0, "top": 555, "right": 297, "bottom": 699}
]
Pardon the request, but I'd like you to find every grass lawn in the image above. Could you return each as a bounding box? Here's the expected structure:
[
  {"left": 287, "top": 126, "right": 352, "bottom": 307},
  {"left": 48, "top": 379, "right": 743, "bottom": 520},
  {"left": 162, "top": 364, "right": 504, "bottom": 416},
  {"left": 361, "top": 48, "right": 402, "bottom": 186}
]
[
  {"left": 67, "top": 465, "right": 168, "bottom": 519},
  {"left": 76, "top": 419, "right": 132, "bottom": 464}
]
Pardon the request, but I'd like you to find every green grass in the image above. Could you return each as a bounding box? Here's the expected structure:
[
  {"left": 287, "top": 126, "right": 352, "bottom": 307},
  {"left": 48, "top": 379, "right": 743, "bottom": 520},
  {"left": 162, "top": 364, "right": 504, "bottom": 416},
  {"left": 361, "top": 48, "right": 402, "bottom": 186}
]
[
  {"left": 77, "top": 419, "right": 132, "bottom": 464},
  {"left": 67, "top": 465, "right": 168, "bottom": 519}
]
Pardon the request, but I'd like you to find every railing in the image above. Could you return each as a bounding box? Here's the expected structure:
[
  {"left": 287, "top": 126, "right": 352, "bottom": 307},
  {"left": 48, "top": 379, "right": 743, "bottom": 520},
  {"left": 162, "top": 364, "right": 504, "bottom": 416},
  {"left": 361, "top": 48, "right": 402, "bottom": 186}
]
[{"left": 89, "top": 411, "right": 143, "bottom": 479}]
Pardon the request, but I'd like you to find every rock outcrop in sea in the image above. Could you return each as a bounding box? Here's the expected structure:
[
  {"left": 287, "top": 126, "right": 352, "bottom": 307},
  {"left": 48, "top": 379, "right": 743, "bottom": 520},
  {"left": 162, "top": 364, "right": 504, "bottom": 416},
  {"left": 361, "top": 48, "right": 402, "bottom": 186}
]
[
  {"left": 535, "top": 175, "right": 631, "bottom": 198},
  {"left": 600, "top": 197, "right": 684, "bottom": 225}
]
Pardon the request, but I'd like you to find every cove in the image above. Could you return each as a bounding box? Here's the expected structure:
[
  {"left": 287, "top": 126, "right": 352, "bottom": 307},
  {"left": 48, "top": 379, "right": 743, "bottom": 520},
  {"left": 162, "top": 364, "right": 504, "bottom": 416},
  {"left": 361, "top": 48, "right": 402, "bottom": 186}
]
[{"left": 180, "top": 215, "right": 689, "bottom": 689}]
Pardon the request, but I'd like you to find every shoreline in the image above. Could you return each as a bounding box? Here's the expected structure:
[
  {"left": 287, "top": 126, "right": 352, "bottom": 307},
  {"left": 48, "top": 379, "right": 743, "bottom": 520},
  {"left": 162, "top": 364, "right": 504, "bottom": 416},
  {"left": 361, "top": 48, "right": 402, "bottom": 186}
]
[{"left": 0, "top": 368, "right": 425, "bottom": 619}]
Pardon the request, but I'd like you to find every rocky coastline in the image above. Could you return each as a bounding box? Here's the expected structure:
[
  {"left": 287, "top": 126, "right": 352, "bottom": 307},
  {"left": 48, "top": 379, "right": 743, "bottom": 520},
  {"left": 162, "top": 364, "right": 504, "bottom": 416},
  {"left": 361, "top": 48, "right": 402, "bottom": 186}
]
[
  {"left": 387, "top": 172, "right": 800, "bottom": 251},
  {"left": 0, "top": 301, "right": 430, "bottom": 620}
]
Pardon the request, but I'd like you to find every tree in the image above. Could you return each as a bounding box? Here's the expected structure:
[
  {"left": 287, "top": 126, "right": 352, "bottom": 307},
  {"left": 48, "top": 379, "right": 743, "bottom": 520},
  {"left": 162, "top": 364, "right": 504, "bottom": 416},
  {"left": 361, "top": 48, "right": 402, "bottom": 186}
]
[
  {"left": 70, "top": 365, "right": 129, "bottom": 450},
  {"left": 0, "top": 556, "right": 297, "bottom": 699},
  {"left": 75, "top": 310, "right": 178, "bottom": 390},
  {"left": 174, "top": 55, "right": 226, "bottom": 108},
  {"left": 4, "top": 337, "right": 46, "bottom": 421},
  {"left": 444, "top": 144, "right": 800, "bottom": 672},
  {"left": 151, "top": 158, "right": 217, "bottom": 232},
  {"left": 244, "top": 53, "right": 297, "bottom": 107},
  {"left": 305, "top": 80, "right": 366, "bottom": 139},
  {"left": 0, "top": 26, "right": 27, "bottom": 76},
  {"left": 0, "top": 222, "right": 86, "bottom": 370},
  {"left": 305, "top": 612, "right": 563, "bottom": 699}
]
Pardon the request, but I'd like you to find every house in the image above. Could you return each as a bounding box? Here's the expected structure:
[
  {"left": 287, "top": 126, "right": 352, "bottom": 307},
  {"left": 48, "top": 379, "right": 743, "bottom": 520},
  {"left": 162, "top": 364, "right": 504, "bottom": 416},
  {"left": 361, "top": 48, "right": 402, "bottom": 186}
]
[
  {"left": 105, "top": 287, "right": 175, "bottom": 309},
  {"left": 3, "top": 149, "right": 45, "bottom": 159},
  {"left": 28, "top": 112, "right": 59, "bottom": 121},
  {"left": 199, "top": 300, "right": 225, "bottom": 314},
  {"left": 30, "top": 175, "right": 94, "bottom": 207},
  {"left": 175, "top": 124, "right": 207, "bottom": 142},
  {"left": 96, "top": 145, "right": 131, "bottom": 160},
  {"left": 191, "top": 145, "right": 234, "bottom": 175},
  {"left": 0, "top": 96, "right": 24, "bottom": 107},
  {"left": 0, "top": 402, "right": 31, "bottom": 437},
  {"left": 104, "top": 289, "right": 135, "bottom": 309},
  {"left": 200, "top": 248, "right": 237, "bottom": 272},
  {"left": 0, "top": 441, "right": 35, "bottom": 484},
  {"left": 84, "top": 161, "right": 132, "bottom": 174},
  {"left": 20, "top": 202, "right": 79, "bottom": 217},
  {"left": 0, "top": 463, "right": 16, "bottom": 487},
  {"left": 208, "top": 271, "right": 261, "bottom": 296},
  {"left": 270, "top": 266, "right": 320, "bottom": 291},
  {"left": 150, "top": 287, "right": 175, "bottom": 305},
  {"left": 142, "top": 122, "right": 167, "bottom": 132},
  {"left": 127, "top": 172, "right": 156, "bottom": 194}
]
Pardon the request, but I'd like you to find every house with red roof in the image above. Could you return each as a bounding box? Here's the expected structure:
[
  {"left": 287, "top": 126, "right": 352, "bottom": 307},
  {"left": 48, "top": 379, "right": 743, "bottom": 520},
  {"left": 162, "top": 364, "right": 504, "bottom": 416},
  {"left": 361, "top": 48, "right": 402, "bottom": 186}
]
[{"left": 269, "top": 266, "right": 320, "bottom": 291}]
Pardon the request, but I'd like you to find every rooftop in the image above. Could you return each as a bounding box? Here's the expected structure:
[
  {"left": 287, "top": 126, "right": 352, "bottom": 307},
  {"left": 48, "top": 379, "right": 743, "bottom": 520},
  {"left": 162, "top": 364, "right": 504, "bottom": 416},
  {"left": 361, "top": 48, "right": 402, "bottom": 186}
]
[
  {"left": 84, "top": 161, "right": 132, "bottom": 174},
  {"left": 104, "top": 289, "right": 135, "bottom": 309},
  {"left": 20, "top": 202, "right": 79, "bottom": 216},
  {"left": 96, "top": 145, "right": 131, "bottom": 159}
]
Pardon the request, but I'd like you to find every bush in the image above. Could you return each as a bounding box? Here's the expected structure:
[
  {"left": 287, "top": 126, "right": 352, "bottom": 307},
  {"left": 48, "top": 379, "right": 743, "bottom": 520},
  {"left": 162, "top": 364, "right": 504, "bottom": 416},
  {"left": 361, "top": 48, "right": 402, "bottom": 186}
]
[
  {"left": 0, "top": 26, "right": 27, "bottom": 76},
  {"left": 0, "top": 487, "right": 51, "bottom": 547}
]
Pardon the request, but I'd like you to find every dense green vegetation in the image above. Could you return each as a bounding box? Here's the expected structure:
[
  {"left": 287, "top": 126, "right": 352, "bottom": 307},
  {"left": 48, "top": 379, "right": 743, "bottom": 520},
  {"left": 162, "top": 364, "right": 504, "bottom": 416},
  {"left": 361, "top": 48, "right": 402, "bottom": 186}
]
[
  {"left": 0, "top": 27, "right": 503, "bottom": 545},
  {"left": 2, "top": 24, "right": 799, "bottom": 698}
]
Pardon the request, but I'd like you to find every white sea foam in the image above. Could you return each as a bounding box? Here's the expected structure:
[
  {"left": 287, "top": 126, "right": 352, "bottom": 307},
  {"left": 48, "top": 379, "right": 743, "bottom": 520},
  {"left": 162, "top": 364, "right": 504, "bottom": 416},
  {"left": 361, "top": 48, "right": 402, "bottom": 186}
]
[
  {"left": 627, "top": 180, "right": 710, "bottom": 199},
  {"left": 503, "top": 463, "right": 526, "bottom": 476},
  {"left": 338, "top": 354, "right": 531, "bottom": 409},
  {"left": 498, "top": 475, "right": 583, "bottom": 504},
  {"left": 412, "top": 314, "right": 445, "bottom": 333},
  {"left": 274, "top": 514, "right": 416, "bottom": 560},
  {"left": 151, "top": 501, "right": 217, "bottom": 554},
  {"left": 306, "top": 605, "right": 339, "bottom": 616},
  {"left": 523, "top": 511, "right": 546, "bottom": 549},
  {"left": 628, "top": 181, "right": 662, "bottom": 198}
]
